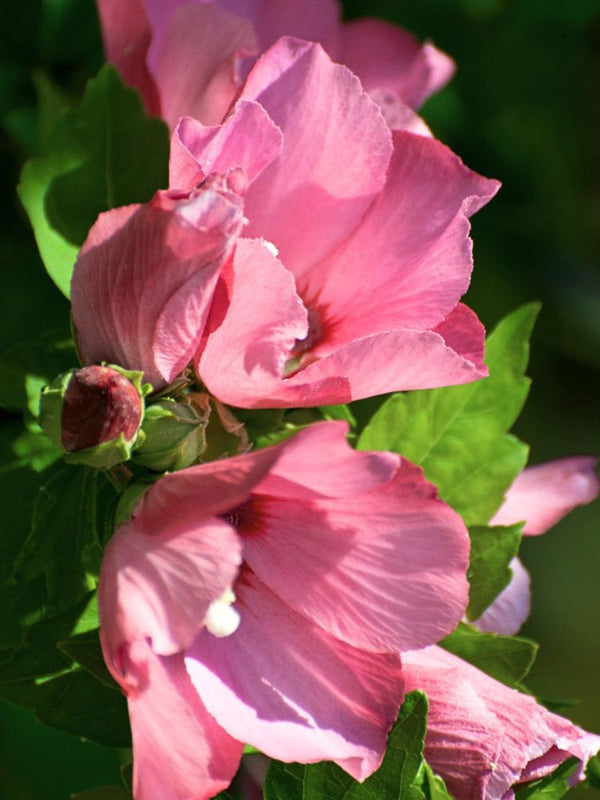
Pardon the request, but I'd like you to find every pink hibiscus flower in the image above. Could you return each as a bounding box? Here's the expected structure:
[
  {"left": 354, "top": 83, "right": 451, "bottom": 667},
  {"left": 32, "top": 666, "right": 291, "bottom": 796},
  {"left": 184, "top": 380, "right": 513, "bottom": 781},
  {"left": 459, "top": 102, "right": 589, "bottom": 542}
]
[
  {"left": 95, "top": 0, "right": 454, "bottom": 129},
  {"left": 403, "top": 645, "right": 600, "bottom": 800},
  {"left": 99, "top": 422, "right": 470, "bottom": 800},
  {"left": 72, "top": 39, "right": 498, "bottom": 407},
  {"left": 474, "top": 456, "right": 599, "bottom": 635}
]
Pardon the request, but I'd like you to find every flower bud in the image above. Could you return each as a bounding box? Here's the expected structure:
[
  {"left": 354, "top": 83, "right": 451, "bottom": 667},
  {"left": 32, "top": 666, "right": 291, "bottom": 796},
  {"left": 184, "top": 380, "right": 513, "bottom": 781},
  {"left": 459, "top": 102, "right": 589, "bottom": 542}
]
[
  {"left": 40, "top": 365, "right": 145, "bottom": 469},
  {"left": 133, "top": 398, "right": 207, "bottom": 472}
]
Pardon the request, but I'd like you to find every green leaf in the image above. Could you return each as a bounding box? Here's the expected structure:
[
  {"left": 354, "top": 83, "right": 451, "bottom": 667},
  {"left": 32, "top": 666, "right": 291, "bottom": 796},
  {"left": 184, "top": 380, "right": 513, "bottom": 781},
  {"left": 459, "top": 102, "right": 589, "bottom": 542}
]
[
  {"left": 14, "top": 464, "right": 118, "bottom": 611},
  {"left": 358, "top": 304, "right": 539, "bottom": 525},
  {"left": 586, "top": 754, "right": 600, "bottom": 790},
  {"left": 0, "top": 592, "right": 93, "bottom": 682},
  {"left": 0, "top": 335, "right": 77, "bottom": 413},
  {"left": 419, "top": 763, "right": 454, "bottom": 800},
  {"left": 0, "top": 466, "right": 49, "bottom": 648},
  {"left": 58, "top": 628, "right": 117, "bottom": 689},
  {"left": 319, "top": 404, "right": 357, "bottom": 427},
  {"left": 18, "top": 64, "right": 169, "bottom": 297},
  {"left": 441, "top": 622, "right": 538, "bottom": 686},
  {"left": 265, "top": 691, "right": 428, "bottom": 800},
  {"left": 515, "top": 757, "right": 579, "bottom": 799},
  {"left": 72, "top": 787, "right": 132, "bottom": 800},
  {"left": 466, "top": 524, "right": 522, "bottom": 620},
  {"left": 0, "top": 669, "right": 130, "bottom": 747}
]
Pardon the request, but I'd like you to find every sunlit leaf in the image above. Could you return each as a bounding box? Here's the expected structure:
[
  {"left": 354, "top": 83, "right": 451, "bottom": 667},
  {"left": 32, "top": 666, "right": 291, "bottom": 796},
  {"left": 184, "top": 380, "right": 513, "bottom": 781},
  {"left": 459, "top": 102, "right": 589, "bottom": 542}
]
[
  {"left": 358, "top": 305, "right": 539, "bottom": 525},
  {"left": 467, "top": 523, "right": 522, "bottom": 620},
  {"left": 441, "top": 622, "right": 538, "bottom": 687},
  {"left": 265, "top": 691, "right": 428, "bottom": 800}
]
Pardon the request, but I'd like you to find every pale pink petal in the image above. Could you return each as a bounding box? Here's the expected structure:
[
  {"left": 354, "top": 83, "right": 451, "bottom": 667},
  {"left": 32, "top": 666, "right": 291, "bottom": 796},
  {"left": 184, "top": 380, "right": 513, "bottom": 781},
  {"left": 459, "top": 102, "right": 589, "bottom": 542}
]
[
  {"left": 473, "top": 557, "right": 531, "bottom": 636},
  {"left": 185, "top": 569, "right": 404, "bottom": 781},
  {"left": 71, "top": 188, "right": 242, "bottom": 388},
  {"left": 490, "top": 457, "right": 599, "bottom": 535},
  {"left": 368, "top": 90, "right": 433, "bottom": 134},
  {"left": 299, "top": 132, "right": 500, "bottom": 337},
  {"left": 337, "top": 19, "right": 455, "bottom": 108},
  {"left": 147, "top": 3, "right": 257, "bottom": 128},
  {"left": 108, "top": 638, "right": 243, "bottom": 800},
  {"left": 169, "top": 101, "right": 283, "bottom": 191},
  {"left": 241, "top": 459, "right": 469, "bottom": 653},
  {"left": 99, "top": 515, "right": 242, "bottom": 658},
  {"left": 240, "top": 37, "right": 393, "bottom": 279},
  {"left": 96, "top": 0, "right": 160, "bottom": 116},
  {"left": 402, "top": 646, "right": 600, "bottom": 800}
]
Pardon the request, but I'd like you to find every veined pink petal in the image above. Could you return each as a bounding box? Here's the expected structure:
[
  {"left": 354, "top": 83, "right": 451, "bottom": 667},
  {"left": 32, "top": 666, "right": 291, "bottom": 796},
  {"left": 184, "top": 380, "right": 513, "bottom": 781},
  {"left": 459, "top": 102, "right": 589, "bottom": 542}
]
[
  {"left": 299, "top": 132, "right": 500, "bottom": 338},
  {"left": 96, "top": 0, "right": 160, "bottom": 116},
  {"left": 147, "top": 3, "right": 257, "bottom": 128},
  {"left": 473, "top": 557, "right": 531, "bottom": 636},
  {"left": 99, "top": 515, "right": 242, "bottom": 659},
  {"left": 241, "top": 458, "right": 469, "bottom": 652},
  {"left": 170, "top": 100, "right": 283, "bottom": 192},
  {"left": 255, "top": 420, "right": 398, "bottom": 501},
  {"left": 240, "top": 37, "right": 393, "bottom": 279},
  {"left": 185, "top": 569, "right": 404, "bottom": 781},
  {"left": 337, "top": 18, "right": 455, "bottom": 108},
  {"left": 490, "top": 457, "right": 599, "bottom": 535},
  {"left": 276, "top": 322, "right": 487, "bottom": 407},
  {"left": 109, "top": 638, "right": 243, "bottom": 800},
  {"left": 71, "top": 187, "right": 242, "bottom": 389},
  {"left": 402, "top": 646, "right": 600, "bottom": 800}
]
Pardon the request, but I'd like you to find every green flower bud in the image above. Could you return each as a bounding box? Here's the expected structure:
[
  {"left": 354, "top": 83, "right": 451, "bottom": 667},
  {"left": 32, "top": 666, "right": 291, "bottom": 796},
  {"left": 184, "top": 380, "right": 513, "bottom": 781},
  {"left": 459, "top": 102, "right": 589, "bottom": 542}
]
[
  {"left": 133, "top": 398, "right": 207, "bottom": 472},
  {"left": 39, "top": 365, "right": 145, "bottom": 469}
]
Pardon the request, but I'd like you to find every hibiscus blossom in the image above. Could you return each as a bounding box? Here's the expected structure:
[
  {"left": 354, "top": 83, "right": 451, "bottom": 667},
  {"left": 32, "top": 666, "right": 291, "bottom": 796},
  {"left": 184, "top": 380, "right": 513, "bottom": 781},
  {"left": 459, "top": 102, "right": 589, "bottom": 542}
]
[
  {"left": 72, "top": 39, "right": 499, "bottom": 408},
  {"left": 95, "top": 0, "right": 454, "bottom": 129},
  {"left": 402, "top": 645, "right": 600, "bottom": 800},
  {"left": 474, "top": 456, "right": 599, "bottom": 635},
  {"left": 99, "top": 422, "right": 470, "bottom": 800}
]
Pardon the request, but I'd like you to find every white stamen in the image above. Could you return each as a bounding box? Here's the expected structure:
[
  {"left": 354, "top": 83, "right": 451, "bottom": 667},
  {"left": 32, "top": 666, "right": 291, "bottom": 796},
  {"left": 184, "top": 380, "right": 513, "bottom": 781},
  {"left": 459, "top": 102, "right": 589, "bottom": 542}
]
[
  {"left": 204, "top": 588, "right": 240, "bottom": 638},
  {"left": 262, "top": 239, "right": 279, "bottom": 257}
]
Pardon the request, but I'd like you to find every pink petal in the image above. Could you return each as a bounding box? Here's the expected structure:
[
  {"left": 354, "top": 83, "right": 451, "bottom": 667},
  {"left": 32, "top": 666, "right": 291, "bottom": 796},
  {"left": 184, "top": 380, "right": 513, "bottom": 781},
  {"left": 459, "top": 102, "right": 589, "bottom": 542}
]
[
  {"left": 96, "top": 0, "right": 160, "bottom": 116},
  {"left": 71, "top": 188, "right": 242, "bottom": 388},
  {"left": 255, "top": 420, "right": 398, "bottom": 500},
  {"left": 300, "top": 132, "right": 500, "bottom": 338},
  {"left": 99, "top": 515, "right": 242, "bottom": 659},
  {"left": 107, "top": 638, "right": 243, "bottom": 800},
  {"left": 337, "top": 18, "right": 455, "bottom": 108},
  {"left": 197, "top": 237, "right": 312, "bottom": 406},
  {"left": 199, "top": 250, "right": 487, "bottom": 410},
  {"left": 147, "top": 3, "right": 258, "bottom": 128},
  {"left": 402, "top": 646, "right": 600, "bottom": 800},
  {"left": 473, "top": 557, "right": 531, "bottom": 636},
  {"left": 367, "top": 90, "right": 433, "bottom": 134},
  {"left": 278, "top": 322, "right": 487, "bottom": 406},
  {"left": 170, "top": 100, "right": 283, "bottom": 191},
  {"left": 490, "top": 457, "right": 599, "bottom": 535},
  {"left": 185, "top": 569, "right": 404, "bottom": 781},
  {"left": 240, "top": 37, "right": 393, "bottom": 279},
  {"left": 212, "top": 0, "right": 341, "bottom": 51},
  {"left": 241, "top": 455, "right": 470, "bottom": 653}
]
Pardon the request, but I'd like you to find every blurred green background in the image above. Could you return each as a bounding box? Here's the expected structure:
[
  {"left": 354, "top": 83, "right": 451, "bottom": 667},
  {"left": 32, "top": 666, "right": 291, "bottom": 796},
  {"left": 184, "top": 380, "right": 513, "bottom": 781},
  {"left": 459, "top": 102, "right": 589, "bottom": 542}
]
[{"left": 0, "top": 0, "right": 599, "bottom": 797}]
